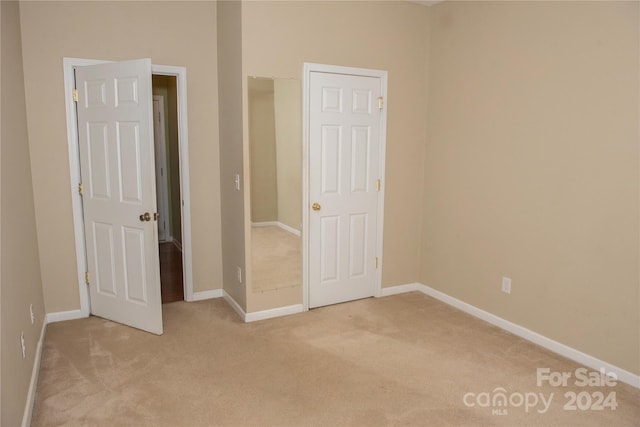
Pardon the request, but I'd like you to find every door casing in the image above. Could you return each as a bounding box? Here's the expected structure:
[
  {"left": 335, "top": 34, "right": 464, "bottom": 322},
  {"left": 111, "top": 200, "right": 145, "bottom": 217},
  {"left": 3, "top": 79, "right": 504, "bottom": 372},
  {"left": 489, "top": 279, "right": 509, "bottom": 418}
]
[
  {"left": 302, "top": 63, "right": 388, "bottom": 311},
  {"left": 63, "top": 57, "right": 194, "bottom": 317}
]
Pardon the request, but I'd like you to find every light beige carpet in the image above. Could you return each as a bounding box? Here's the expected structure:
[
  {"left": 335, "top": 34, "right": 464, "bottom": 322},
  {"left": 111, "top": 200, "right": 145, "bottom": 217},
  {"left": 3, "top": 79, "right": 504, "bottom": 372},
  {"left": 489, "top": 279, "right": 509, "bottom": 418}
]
[
  {"left": 251, "top": 226, "right": 301, "bottom": 292},
  {"left": 32, "top": 293, "right": 639, "bottom": 426}
]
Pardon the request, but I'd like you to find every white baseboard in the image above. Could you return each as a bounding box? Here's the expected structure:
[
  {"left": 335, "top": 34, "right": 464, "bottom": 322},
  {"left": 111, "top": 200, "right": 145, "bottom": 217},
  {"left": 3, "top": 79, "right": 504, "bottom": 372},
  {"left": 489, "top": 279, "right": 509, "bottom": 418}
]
[
  {"left": 275, "top": 222, "right": 301, "bottom": 237},
  {"left": 222, "top": 290, "right": 303, "bottom": 323},
  {"left": 191, "top": 289, "right": 223, "bottom": 301},
  {"left": 245, "top": 304, "right": 304, "bottom": 323},
  {"left": 379, "top": 283, "right": 420, "bottom": 297},
  {"left": 45, "top": 309, "right": 85, "bottom": 324},
  {"left": 252, "top": 221, "right": 301, "bottom": 237},
  {"left": 252, "top": 221, "right": 279, "bottom": 228},
  {"left": 22, "top": 319, "right": 47, "bottom": 427},
  {"left": 379, "top": 282, "right": 640, "bottom": 389},
  {"left": 223, "top": 290, "right": 246, "bottom": 321}
]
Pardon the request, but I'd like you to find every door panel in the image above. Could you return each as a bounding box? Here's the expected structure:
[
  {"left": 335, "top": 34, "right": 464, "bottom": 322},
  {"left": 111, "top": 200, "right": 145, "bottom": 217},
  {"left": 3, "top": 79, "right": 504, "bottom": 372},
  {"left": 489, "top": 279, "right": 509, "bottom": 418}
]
[
  {"left": 321, "top": 126, "right": 341, "bottom": 194},
  {"left": 309, "top": 72, "right": 381, "bottom": 308},
  {"left": 76, "top": 59, "right": 162, "bottom": 335},
  {"left": 350, "top": 127, "right": 370, "bottom": 192},
  {"left": 93, "top": 222, "right": 116, "bottom": 296},
  {"left": 118, "top": 122, "right": 144, "bottom": 203},
  {"left": 348, "top": 213, "right": 367, "bottom": 278},
  {"left": 320, "top": 215, "right": 340, "bottom": 283},
  {"left": 122, "top": 226, "right": 148, "bottom": 304},
  {"left": 87, "top": 123, "right": 111, "bottom": 199}
]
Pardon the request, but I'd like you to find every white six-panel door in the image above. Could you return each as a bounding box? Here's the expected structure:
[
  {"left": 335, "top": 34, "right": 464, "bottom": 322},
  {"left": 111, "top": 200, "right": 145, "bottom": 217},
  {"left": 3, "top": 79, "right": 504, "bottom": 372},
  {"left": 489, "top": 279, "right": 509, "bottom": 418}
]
[
  {"left": 308, "top": 71, "right": 382, "bottom": 308},
  {"left": 76, "top": 59, "right": 163, "bottom": 334}
]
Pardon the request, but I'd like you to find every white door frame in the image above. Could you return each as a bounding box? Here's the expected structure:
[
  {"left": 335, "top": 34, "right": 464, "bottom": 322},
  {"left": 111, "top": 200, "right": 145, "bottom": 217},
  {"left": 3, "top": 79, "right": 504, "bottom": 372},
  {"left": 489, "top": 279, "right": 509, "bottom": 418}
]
[
  {"left": 152, "top": 95, "right": 171, "bottom": 242},
  {"left": 64, "top": 57, "right": 195, "bottom": 317},
  {"left": 301, "top": 63, "right": 388, "bottom": 311}
]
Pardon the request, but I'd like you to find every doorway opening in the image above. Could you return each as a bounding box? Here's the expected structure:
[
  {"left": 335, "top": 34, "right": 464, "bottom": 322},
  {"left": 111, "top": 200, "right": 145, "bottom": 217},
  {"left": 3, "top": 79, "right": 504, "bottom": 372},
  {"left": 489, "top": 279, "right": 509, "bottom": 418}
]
[
  {"left": 152, "top": 75, "right": 184, "bottom": 304},
  {"left": 64, "top": 58, "right": 195, "bottom": 322}
]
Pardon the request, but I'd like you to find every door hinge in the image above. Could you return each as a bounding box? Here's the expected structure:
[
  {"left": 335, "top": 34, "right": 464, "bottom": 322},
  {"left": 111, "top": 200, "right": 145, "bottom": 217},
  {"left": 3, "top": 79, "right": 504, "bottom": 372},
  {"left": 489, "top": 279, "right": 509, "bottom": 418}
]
[
  {"left": 72, "top": 89, "right": 79, "bottom": 102},
  {"left": 375, "top": 257, "right": 379, "bottom": 269},
  {"left": 376, "top": 179, "right": 381, "bottom": 192},
  {"left": 85, "top": 271, "right": 90, "bottom": 285},
  {"left": 378, "top": 96, "right": 383, "bottom": 111},
  {"left": 78, "top": 183, "right": 83, "bottom": 196}
]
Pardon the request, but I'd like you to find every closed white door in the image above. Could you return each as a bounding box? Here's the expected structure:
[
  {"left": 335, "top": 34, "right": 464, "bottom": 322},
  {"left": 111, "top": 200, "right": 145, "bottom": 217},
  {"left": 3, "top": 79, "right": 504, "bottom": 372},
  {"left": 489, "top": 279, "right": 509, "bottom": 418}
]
[
  {"left": 308, "top": 71, "right": 382, "bottom": 308},
  {"left": 76, "top": 59, "right": 163, "bottom": 335}
]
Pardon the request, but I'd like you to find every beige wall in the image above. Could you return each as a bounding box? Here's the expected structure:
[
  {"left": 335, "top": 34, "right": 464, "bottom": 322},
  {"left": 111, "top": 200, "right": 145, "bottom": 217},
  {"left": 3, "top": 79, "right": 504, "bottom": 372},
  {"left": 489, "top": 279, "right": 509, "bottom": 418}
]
[
  {"left": 1, "top": 2, "right": 46, "bottom": 425},
  {"left": 19, "top": 1, "right": 222, "bottom": 312},
  {"left": 423, "top": 1, "right": 640, "bottom": 375},
  {"left": 242, "top": 0, "right": 431, "bottom": 311},
  {"left": 248, "top": 84, "right": 279, "bottom": 223},
  {"left": 274, "top": 79, "right": 302, "bottom": 232},
  {"left": 6, "top": 0, "right": 636, "bottom": 386},
  {"left": 217, "top": 0, "right": 247, "bottom": 310},
  {"left": 1, "top": 0, "right": 4, "bottom": 417}
]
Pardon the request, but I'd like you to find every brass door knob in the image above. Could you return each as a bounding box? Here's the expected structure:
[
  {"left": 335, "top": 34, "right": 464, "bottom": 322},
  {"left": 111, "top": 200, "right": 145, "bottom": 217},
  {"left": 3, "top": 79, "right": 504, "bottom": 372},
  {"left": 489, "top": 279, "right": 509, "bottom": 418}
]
[
  {"left": 312, "top": 202, "right": 321, "bottom": 211},
  {"left": 139, "top": 212, "right": 151, "bottom": 222}
]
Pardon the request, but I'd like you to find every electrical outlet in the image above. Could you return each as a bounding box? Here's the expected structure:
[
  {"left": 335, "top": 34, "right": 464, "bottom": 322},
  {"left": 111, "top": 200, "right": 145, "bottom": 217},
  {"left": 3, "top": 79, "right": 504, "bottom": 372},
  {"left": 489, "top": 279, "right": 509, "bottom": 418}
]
[
  {"left": 30, "top": 304, "right": 35, "bottom": 325},
  {"left": 20, "top": 332, "right": 26, "bottom": 359},
  {"left": 237, "top": 266, "right": 242, "bottom": 283},
  {"left": 502, "top": 277, "right": 512, "bottom": 294}
]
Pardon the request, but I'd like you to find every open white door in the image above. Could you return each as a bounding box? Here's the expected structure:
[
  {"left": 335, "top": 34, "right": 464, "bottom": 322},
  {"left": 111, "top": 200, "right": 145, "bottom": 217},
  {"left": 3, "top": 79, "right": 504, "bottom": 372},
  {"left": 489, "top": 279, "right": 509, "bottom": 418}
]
[
  {"left": 308, "top": 71, "right": 383, "bottom": 308},
  {"left": 76, "top": 59, "right": 163, "bottom": 334}
]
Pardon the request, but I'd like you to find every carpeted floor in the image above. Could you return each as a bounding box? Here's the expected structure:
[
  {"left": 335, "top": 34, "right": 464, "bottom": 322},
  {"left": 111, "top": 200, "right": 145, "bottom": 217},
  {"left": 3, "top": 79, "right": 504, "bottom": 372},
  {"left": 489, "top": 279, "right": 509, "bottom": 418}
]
[
  {"left": 31, "top": 292, "right": 639, "bottom": 426},
  {"left": 251, "top": 226, "right": 301, "bottom": 292}
]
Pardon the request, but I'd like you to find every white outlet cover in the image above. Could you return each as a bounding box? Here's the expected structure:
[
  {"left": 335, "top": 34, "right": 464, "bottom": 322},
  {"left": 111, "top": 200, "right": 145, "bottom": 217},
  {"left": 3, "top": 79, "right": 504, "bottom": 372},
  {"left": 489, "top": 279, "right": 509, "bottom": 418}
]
[
  {"left": 20, "top": 332, "right": 26, "bottom": 358},
  {"left": 502, "top": 277, "right": 512, "bottom": 294}
]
